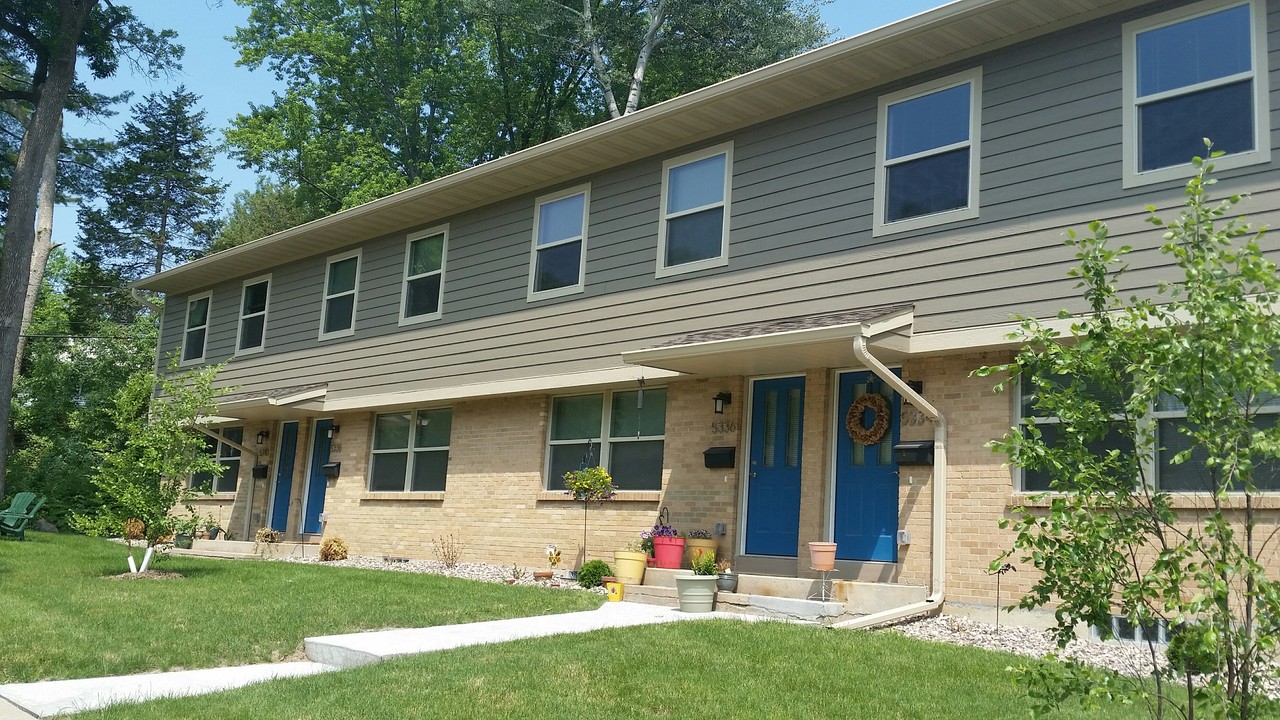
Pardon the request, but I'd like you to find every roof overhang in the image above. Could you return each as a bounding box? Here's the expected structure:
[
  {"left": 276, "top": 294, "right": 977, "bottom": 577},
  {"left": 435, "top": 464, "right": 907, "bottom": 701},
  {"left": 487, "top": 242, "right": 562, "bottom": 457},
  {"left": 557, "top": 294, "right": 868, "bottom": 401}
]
[
  {"left": 622, "top": 307, "right": 914, "bottom": 377},
  {"left": 134, "top": 0, "right": 1157, "bottom": 296},
  {"left": 323, "top": 365, "right": 682, "bottom": 413}
]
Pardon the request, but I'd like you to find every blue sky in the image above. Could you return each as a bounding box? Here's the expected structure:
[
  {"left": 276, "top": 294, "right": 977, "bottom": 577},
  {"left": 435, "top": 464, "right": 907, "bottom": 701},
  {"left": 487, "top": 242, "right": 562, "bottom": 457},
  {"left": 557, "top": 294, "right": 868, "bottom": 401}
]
[{"left": 52, "top": 0, "right": 945, "bottom": 250}]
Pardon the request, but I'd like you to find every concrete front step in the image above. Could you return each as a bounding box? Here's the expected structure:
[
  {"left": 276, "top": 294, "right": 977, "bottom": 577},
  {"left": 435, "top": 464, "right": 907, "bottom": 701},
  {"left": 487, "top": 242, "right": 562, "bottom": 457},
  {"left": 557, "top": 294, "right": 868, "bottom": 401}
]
[
  {"left": 634, "top": 567, "right": 924, "bottom": 623},
  {"left": 627, "top": 572, "right": 844, "bottom": 624},
  {"left": 169, "top": 540, "right": 319, "bottom": 560}
]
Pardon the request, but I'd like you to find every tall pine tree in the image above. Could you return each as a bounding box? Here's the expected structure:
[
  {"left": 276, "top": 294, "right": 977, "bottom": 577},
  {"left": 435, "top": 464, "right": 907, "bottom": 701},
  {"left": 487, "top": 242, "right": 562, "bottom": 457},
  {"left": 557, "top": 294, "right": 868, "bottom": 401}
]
[{"left": 79, "top": 87, "right": 225, "bottom": 279}]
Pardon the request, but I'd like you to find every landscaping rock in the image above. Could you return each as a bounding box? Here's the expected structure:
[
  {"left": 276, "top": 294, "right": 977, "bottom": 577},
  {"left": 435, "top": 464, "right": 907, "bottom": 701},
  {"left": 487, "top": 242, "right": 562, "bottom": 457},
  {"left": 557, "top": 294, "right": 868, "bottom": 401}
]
[
  {"left": 279, "top": 554, "right": 607, "bottom": 595},
  {"left": 889, "top": 614, "right": 1280, "bottom": 700}
]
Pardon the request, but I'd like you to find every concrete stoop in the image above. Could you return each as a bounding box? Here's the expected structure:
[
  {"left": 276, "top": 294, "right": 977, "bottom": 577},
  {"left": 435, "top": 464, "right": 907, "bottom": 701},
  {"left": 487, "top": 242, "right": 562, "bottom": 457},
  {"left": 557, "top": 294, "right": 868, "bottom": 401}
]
[
  {"left": 168, "top": 539, "right": 319, "bottom": 560},
  {"left": 631, "top": 568, "right": 926, "bottom": 625}
]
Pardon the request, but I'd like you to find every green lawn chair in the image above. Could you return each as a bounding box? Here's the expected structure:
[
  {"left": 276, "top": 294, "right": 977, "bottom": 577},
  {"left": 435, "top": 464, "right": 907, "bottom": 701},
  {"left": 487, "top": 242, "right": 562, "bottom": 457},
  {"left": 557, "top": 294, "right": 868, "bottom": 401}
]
[
  {"left": 0, "top": 492, "right": 36, "bottom": 522},
  {"left": 0, "top": 495, "right": 45, "bottom": 540}
]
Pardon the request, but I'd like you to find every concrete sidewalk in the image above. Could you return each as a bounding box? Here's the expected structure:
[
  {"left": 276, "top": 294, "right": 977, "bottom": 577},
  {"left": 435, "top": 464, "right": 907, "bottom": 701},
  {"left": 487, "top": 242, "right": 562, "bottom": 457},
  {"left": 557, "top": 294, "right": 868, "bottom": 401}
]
[{"left": 0, "top": 602, "right": 758, "bottom": 717}]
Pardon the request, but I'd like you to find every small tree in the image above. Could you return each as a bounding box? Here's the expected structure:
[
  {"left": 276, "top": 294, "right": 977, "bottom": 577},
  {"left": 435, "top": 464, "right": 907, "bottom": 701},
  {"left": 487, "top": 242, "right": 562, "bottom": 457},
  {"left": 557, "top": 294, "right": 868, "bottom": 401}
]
[
  {"left": 977, "top": 150, "right": 1280, "bottom": 719},
  {"left": 73, "top": 358, "right": 227, "bottom": 572}
]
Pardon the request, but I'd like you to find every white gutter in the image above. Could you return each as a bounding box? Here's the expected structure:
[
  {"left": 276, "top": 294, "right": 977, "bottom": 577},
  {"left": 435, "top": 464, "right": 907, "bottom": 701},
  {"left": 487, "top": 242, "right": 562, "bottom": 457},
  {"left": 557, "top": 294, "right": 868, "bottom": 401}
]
[{"left": 834, "top": 335, "right": 947, "bottom": 630}]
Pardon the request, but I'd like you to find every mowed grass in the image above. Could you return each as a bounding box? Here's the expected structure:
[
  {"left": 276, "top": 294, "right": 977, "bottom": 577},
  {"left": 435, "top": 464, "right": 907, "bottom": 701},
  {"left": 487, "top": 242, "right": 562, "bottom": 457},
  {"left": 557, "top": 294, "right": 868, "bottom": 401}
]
[
  {"left": 0, "top": 532, "right": 601, "bottom": 682},
  {"left": 77, "top": 620, "right": 1139, "bottom": 720}
]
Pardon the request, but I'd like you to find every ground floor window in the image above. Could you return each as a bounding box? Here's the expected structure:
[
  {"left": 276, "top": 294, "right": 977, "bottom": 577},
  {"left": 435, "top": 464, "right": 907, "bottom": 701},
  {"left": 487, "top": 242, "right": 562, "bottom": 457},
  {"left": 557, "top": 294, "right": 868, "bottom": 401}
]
[
  {"left": 1016, "top": 376, "right": 1280, "bottom": 492},
  {"left": 369, "top": 408, "right": 452, "bottom": 491},
  {"left": 547, "top": 389, "right": 666, "bottom": 491},
  {"left": 192, "top": 427, "right": 243, "bottom": 494}
]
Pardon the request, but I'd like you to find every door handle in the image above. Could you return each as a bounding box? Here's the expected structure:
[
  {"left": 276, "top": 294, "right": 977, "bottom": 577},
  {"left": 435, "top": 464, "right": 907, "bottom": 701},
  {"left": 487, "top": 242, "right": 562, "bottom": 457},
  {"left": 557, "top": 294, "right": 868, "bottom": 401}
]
[{"left": 750, "top": 472, "right": 757, "bottom": 478}]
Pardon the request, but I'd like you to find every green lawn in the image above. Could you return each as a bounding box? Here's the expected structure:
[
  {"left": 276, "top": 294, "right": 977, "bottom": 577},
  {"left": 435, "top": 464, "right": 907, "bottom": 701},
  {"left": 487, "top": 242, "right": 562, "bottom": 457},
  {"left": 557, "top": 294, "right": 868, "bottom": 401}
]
[
  {"left": 0, "top": 532, "right": 601, "bottom": 682},
  {"left": 75, "top": 620, "right": 1140, "bottom": 720}
]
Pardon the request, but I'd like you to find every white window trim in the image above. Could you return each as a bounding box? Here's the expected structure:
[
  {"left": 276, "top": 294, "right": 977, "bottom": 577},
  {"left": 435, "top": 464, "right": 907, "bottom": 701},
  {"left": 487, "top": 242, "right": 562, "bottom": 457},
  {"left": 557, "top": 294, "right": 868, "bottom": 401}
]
[
  {"left": 192, "top": 427, "right": 243, "bottom": 494},
  {"left": 656, "top": 142, "right": 733, "bottom": 279},
  {"left": 1121, "top": 0, "right": 1270, "bottom": 189},
  {"left": 235, "top": 274, "right": 271, "bottom": 356},
  {"left": 545, "top": 389, "right": 666, "bottom": 491},
  {"left": 398, "top": 225, "right": 449, "bottom": 326},
  {"left": 319, "top": 249, "right": 361, "bottom": 340},
  {"left": 873, "top": 67, "right": 983, "bottom": 237},
  {"left": 527, "top": 184, "right": 590, "bottom": 301},
  {"left": 180, "top": 290, "right": 213, "bottom": 366},
  {"left": 368, "top": 408, "right": 452, "bottom": 492}
]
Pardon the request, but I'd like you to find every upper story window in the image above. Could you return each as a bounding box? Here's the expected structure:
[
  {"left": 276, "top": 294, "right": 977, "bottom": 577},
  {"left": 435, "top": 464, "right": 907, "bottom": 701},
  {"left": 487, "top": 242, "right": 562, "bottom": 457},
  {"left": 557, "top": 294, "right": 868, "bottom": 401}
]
[
  {"left": 192, "top": 427, "right": 243, "bottom": 494},
  {"left": 528, "top": 186, "right": 589, "bottom": 300},
  {"left": 546, "top": 388, "right": 666, "bottom": 491},
  {"left": 181, "top": 291, "right": 212, "bottom": 365},
  {"left": 873, "top": 68, "right": 982, "bottom": 236},
  {"left": 657, "top": 142, "right": 732, "bottom": 278},
  {"left": 369, "top": 408, "right": 452, "bottom": 492},
  {"left": 236, "top": 276, "right": 270, "bottom": 355},
  {"left": 1123, "top": 0, "right": 1270, "bottom": 187},
  {"left": 400, "top": 227, "right": 447, "bottom": 324},
  {"left": 320, "top": 250, "right": 360, "bottom": 340}
]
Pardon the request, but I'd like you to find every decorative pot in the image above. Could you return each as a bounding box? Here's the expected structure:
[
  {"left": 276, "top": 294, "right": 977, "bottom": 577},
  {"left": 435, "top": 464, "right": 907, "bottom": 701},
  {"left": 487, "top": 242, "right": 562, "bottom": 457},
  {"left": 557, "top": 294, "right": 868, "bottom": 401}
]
[
  {"left": 207, "top": 527, "right": 221, "bottom": 541},
  {"left": 684, "top": 538, "right": 718, "bottom": 568},
  {"left": 613, "top": 550, "right": 648, "bottom": 585},
  {"left": 808, "top": 541, "right": 837, "bottom": 571},
  {"left": 675, "top": 574, "right": 718, "bottom": 612},
  {"left": 716, "top": 572, "right": 738, "bottom": 593},
  {"left": 533, "top": 570, "right": 553, "bottom": 580},
  {"left": 652, "top": 536, "right": 685, "bottom": 569},
  {"left": 646, "top": 557, "right": 657, "bottom": 568},
  {"left": 174, "top": 534, "right": 194, "bottom": 550}
]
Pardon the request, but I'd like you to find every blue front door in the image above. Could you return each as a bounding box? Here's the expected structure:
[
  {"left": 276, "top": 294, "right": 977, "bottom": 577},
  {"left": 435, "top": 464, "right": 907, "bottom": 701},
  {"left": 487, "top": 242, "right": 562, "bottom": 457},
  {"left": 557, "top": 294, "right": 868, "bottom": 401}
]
[
  {"left": 744, "top": 377, "right": 804, "bottom": 557},
  {"left": 834, "top": 370, "right": 901, "bottom": 562},
  {"left": 269, "top": 421, "right": 299, "bottom": 532},
  {"left": 302, "top": 419, "right": 334, "bottom": 535}
]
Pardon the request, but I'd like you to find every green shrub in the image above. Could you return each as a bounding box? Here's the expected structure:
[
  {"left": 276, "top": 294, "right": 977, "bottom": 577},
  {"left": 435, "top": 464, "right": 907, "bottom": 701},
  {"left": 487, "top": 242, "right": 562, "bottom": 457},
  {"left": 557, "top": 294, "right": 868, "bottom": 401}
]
[
  {"left": 691, "top": 551, "right": 717, "bottom": 576},
  {"left": 577, "top": 559, "right": 612, "bottom": 588}
]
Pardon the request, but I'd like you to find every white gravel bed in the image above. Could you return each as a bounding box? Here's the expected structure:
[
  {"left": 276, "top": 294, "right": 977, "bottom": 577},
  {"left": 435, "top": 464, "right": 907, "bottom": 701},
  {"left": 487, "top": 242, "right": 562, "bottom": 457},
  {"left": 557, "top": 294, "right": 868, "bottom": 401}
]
[
  {"left": 889, "top": 614, "right": 1280, "bottom": 700},
  {"left": 279, "top": 553, "right": 608, "bottom": 595}
]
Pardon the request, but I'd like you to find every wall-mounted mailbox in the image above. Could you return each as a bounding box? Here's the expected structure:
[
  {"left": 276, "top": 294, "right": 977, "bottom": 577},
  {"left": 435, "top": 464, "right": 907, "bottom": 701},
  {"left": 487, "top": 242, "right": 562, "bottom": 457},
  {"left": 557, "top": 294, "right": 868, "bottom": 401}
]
[
  {"left": 251, "top": 464, "right": 269, "bottom": 479},
  {"left": 703, "top": 446, "right": 736, "bottom": 469},
  {"left": 321, "top": 462, "right": 342, "bottom": 480},
  {"left": 892, "top": 441, "right": 935, "bottom": 466}
]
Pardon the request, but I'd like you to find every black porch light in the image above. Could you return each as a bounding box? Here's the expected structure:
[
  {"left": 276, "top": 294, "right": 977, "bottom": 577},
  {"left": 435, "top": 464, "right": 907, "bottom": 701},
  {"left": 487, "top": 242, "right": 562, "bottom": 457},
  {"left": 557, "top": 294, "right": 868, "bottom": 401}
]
[{"left": 713, "top": 392, "right": 733, "bottom": 415}]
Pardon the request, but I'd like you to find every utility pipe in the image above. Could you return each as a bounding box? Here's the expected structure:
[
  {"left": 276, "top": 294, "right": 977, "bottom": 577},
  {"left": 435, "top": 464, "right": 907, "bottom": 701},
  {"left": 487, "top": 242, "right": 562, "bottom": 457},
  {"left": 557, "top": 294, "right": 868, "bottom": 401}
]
[{"left": 834, "top": 334, "right": 948, "bottom": 630}]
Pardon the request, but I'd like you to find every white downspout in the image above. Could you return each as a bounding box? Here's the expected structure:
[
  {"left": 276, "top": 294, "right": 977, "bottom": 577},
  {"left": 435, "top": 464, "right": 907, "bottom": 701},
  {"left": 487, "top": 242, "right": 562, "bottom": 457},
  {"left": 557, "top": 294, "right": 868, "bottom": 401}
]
[{"left": 834, "top": 334, "right": 947, "bottom": 630}]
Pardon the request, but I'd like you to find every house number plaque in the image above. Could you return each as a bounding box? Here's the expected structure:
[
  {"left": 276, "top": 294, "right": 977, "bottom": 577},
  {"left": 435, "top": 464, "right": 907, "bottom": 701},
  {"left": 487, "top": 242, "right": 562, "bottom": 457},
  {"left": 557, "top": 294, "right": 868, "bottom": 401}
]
[{"left": 711, "top": 421, "right": 738, "bottom": 434}]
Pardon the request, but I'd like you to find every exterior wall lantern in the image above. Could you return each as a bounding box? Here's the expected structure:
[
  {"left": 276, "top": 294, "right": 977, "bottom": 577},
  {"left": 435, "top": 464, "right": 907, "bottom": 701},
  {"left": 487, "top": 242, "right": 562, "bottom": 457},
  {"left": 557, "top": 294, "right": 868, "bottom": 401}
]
[
  {"left": 326, "top": 425, "right": 340, "bottom": 440},
  {"left": 713, "top": 392, "right": 733, "bottom": 415},
  {"left": 256, "top": 430, "right": 270, "bottom": 445}
]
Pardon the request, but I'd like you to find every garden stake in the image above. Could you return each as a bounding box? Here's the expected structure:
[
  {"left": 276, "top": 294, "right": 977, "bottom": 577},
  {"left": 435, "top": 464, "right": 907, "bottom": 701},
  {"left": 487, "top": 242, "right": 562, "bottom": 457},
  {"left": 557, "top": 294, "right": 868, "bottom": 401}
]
[{"left": 988, "top": 563, "right": 1016, "bottom": 633}]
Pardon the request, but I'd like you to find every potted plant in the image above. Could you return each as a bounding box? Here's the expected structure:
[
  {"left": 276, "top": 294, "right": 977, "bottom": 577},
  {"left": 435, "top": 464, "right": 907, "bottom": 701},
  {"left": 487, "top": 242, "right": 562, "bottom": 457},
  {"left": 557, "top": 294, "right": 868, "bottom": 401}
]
[
  {"left": 613, "top": 539, "right": 648, "bottom": 586},
  {"left": 563, "top": 466, "right": 616, "bottom": 567},
  {"left": 675, "top": 550, "right": 719, "bottom": 612},
  {"left": 683, "top": 529, "right": 717, "bottom": 568},
  {"left": 644, "top": 523, "right": 683, "bottom": 569},
  {"left": 716, "top": 557, "right": 738, "bottom": 593},
  {"left": 808, "top": 541, "right": 837, "bottom": 571},
  {"left": 172, "top": 514, "right": 200, "bottom": 550}
]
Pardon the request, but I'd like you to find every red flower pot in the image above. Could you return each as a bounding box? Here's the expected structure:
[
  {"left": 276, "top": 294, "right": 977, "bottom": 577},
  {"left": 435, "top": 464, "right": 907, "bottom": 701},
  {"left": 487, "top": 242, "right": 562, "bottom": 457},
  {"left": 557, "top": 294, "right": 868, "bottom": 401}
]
[{"left": 653, "top": 536, "right": 686, "bottom": 569}]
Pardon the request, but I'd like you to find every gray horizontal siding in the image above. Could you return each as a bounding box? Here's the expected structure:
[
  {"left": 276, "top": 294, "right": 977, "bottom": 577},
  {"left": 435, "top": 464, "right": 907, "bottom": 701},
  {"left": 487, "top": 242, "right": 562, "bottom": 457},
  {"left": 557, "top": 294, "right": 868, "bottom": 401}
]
[{"left": 161, "top": 0, "right": 1280, "bottom": 404}]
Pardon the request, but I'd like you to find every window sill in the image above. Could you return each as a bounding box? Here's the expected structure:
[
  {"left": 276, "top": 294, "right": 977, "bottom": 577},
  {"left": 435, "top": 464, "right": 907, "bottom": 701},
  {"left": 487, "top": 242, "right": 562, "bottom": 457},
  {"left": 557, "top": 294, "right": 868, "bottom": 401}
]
[
  {"left": 193, "top": 493, "right": 237, "bottom": 501},
  {"left": 537, "top": 491, "right": 663, "bottom": 502},
  {"left": 361, "top": 491, "right": 445, "bottom": 501},
  {"left": 1010, "top": 492, "right": 1280, "bottom": 510}
]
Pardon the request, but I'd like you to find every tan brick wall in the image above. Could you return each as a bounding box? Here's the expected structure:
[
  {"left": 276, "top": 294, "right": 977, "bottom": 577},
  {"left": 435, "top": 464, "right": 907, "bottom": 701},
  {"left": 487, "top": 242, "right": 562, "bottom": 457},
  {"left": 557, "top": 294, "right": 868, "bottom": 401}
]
[{"left": 314, "top": 378, "right": 743, "bottom": 570}]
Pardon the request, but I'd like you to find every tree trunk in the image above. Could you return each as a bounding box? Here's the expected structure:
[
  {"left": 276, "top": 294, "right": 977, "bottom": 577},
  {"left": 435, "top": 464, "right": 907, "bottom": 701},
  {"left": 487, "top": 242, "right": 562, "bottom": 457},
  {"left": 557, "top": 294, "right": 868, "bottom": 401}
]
[
  {"left": 581, "top": 0, "right": 621, "bottom": 119},
  {"left": 624, "top": 0, "right": 666, "bottom": 115},
  {"left": 13, "top": 114, "right": 63, "bottom": 379},
  {"left": 0, "top": 0, "right": 95, "bottom": 499}
]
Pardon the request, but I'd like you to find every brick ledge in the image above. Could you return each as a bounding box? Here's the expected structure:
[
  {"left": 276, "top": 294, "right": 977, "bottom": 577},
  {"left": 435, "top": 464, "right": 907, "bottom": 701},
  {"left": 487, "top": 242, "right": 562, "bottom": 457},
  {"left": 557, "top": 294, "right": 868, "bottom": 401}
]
[
  {"left": 536, "top": 491, "right": 662, "bottom": 502},
  {"left": 360, "top": 491, "right": 445, "bottom": 501},
  {"left": 1009, "top": 493, "right": 1280, "bottom": 510}
]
